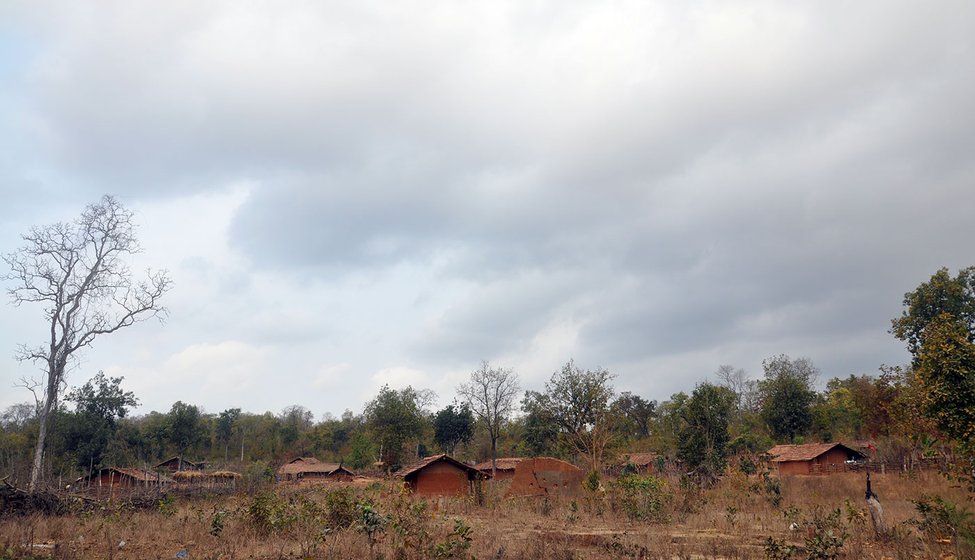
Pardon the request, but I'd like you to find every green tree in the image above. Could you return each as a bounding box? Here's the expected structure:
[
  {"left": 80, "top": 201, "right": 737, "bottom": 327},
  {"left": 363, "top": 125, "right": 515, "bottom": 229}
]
[
  {"left": 609, "top": 392, "right": 656, "bottom": 440},
  {"left": 540, "top": 360, "right": 616, "bottom": 470},
  {"left": 519, "top": 391, "right": 561, "bottom": 457},
  {"left": 915, "top": 313, "right": 975, "bottom": 452},
  {"left": 433, "top": 404, "right": 474, "bottom": 455},
  {"left": 61, "top": 371, "right": 138, "bottom": 472},
  {"left": 759, "top": 355, "right": 817, "bottom": 442},
  {"left": 2, "top": 195, "right": 171, "bottom": 490},
  {"left": 364, "top": 385, "right": 425, "bottom": 470},
  {"left": 892, "top": 266, "right": 975, "bottom": 360},
  {"left": 216, "top": 408, "right": 241, "bottom": 463},
  {"left": 167, "top": 401, "right": 204, "bottom": 467},
  {"left": 676, "top": 382, "right": 735, "bottom": 483},
  {"left": 457, "top": 361, "right": 520, "bottom": 476}
]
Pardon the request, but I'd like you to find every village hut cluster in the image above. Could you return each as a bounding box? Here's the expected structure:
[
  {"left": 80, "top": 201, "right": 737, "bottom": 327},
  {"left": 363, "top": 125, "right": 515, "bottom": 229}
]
[{"left": 65, "top": 439, "right": 878, "bottom": 501}]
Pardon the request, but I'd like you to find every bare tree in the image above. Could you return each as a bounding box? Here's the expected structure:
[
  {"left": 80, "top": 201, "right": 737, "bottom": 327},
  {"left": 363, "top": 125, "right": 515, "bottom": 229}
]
[
  {"left": 2, "top": 195, "right": 171, "bottom": 490},
  {"left": 457, "top": 361, "right": 520, "bottom": 476}
]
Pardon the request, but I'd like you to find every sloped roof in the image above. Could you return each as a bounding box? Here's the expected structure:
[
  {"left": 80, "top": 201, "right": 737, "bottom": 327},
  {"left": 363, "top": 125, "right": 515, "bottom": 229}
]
[
  {"left": 621, "top": 452, "right": 658, "bottom": 466},
  {"left": 395, "top": 454, "right": 486, "bottom": 479},
  {"left": 155, "top": 456, "right": 205, "bottom": 469},
  {"left": 473, "top": 458, "right": 524, "bottom": 472},
  {"left": 278, "top": 457, "right": 354, "bottom": 476},
  {"left": 766, "top": 442, "right": 866, "bottom": 462},
  {"left": 79, "top": 467, "right": 174, "bottom": 484}
]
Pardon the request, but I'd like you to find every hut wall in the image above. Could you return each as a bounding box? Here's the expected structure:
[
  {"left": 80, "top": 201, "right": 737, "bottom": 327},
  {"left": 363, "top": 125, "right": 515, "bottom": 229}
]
[
  {"left": 812, "top": 448, "right": 853, "bottom": 473},
  {"left": 410, "top": 462, "right": 469, "bottom": 496},
  {"left": 776, "top": 460, "right": 812, "bottom": 475},
  {"left": 507, "top": 458, "right": 583, "bottom": 498}
]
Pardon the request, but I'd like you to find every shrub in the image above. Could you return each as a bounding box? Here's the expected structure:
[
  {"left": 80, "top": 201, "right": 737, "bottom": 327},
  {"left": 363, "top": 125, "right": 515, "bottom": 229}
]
[
  {"left": 324, "top": 487, "right": 360, "bottom": 530},
  {"left": 909, "top": 494, "right": 975, "bottom": 548},
  {"left": 431, "top": 518, "right": 474, "bottom": 559},
  {"left": 613, "top": 474, "right": 670, "bottom": 522}
]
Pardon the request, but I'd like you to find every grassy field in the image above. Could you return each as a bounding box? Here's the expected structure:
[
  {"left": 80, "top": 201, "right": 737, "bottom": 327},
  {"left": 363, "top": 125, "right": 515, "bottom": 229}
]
[{"left": 1, "top": 470, "right": 971, "bottom": 559}]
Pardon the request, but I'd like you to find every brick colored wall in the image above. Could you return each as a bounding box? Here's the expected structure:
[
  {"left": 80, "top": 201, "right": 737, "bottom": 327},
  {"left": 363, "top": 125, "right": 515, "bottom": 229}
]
[
  {"left": 410, "top": 462, "right": 469, "bottom": 496},
  {"left": 506, "top": 458, "right": 584, "bottom": 498}
]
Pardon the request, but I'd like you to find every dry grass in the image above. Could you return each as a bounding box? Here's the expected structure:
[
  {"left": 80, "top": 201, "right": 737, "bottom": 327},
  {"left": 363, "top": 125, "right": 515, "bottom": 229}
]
[{"left": 0, "top": 470, "right": 970, "bottom": 559}]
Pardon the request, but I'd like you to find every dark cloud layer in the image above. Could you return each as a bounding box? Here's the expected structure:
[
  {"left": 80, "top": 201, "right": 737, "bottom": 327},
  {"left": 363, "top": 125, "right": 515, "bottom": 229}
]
[{"left": 2, "top": 2, "right": 975, "bottom": 413}]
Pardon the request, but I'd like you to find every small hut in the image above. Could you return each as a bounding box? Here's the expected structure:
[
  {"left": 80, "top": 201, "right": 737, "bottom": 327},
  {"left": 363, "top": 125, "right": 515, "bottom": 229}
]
[
  {"left": 473, "top": 458, "right": 524, "bottom": 480},
  {"left": 620, "top": 452, "right": 660, "bottom": 474},
  {"left": 76, "top": 467, "right": 173, "bottom": 495},
  {"left": 277, "top": 457, "right": 355, "bottom": 482},
  {"left": 396, "top": 454, "right": 487, "bottom": 496},
  {"left": 767, "top": 443, "right": 867, "bottom": 475}
]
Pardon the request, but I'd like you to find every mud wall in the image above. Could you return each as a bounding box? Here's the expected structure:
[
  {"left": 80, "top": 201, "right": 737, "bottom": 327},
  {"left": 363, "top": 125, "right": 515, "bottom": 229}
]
[
  {"left": 506, "top": 458, "right": 583, "bottom": 498},
  {"left": 411, "top": 462, "right": 469, "bottom": 496}
]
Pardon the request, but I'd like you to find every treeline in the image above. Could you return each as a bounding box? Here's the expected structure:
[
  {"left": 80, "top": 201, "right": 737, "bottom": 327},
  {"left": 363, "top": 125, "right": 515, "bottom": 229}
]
[{"left": 1, "top": 266, "right": 973, "bottom": 488}]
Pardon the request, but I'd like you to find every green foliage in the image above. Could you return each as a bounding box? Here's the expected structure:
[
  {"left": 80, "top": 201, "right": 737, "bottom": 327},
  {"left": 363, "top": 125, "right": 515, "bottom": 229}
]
[
  {"left": 61, "top": 372, "right": 139, "bottom": 471},
  {"left": 519, "top": 391, "right": 561, "bottom": 456},
  {"left": 364, "top": 385, "right": 426, "bottom": 470},
  {"left": 358, "top": 501, "right": 388, "bottom": 553},
  {"left": 157, "top": 493, "right": 177, "bottom": 517},
  {"left": 534, "top": 360, "right": 617, "bottom": 469},
  {"left": 763, "top": 536, "right": 799, "bottom": 560},
  {"left": 324, "top": 487, "right": 361, "bottom": 530},
  {"left": 583, "top": 469, "right": 601, "bottom": 493},
  {"left": 909, "top": 495, "right": 975, "bottom": 547},
  {"left": 803, "top": 508, "right": 848, "bottom": 560},
  {"left": 210, "top": 510, "right": 227, "bottom": 537},
  {"left": 431, "top": 518, "right": 474, "bottom": 559},
  {"left": 760, "top": 355, "right": 817, "bottom": 442},
  {"left": 613, "top": 474, "right": 671, "bottom": 522},
  {"left": 246, "top": 492, "right": 297, "bottom": 534},
  {"left": 891, "top": 266, "right": 975, "bottom": 359},
  {"left": 388, "top": 497, "right": 432, "bottom": 558},
  {"left": 914, "top": 313, "right": 975, "bottom": 452},
  {"left": 609, "top": 392, "right": 656, "bottom": 440},
  {"left": 433, "top": 404, "right": 475, "bottom": 454},
  {"left": 739, "top": 456, "right": 757, "bottom": 476},
  {"left": 677, "top": 382, "right": 735, "bottom": 483},
  {"left": 166, "top": 401, "right": 204, "bottom": 458}
]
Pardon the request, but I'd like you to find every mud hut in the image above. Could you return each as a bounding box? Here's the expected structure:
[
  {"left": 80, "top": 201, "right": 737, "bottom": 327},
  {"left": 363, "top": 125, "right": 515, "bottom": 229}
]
[
  {"left": 767, "top": 442, "right": 866, "bottom": 475},
  {"left": 277, "top": 457, "right": 355, "bottom": 482},
  {"left": 75, "top": 467, "right": 173, "bottom": 496},
  {"left": 505, "top": 457, "right": 584, "bottom": 499},
  {"left": 396, "top": 454, "right": 487, "bottom": 497}
]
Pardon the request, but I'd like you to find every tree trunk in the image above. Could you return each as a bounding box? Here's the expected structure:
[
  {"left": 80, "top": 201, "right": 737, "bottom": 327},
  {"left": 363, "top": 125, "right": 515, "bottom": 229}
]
[
  {"left": 491, "top": 438, "right": 497, "bottom": 478},
  {"left": 29, "top": 365, "right": 61, "bottom": 492}
]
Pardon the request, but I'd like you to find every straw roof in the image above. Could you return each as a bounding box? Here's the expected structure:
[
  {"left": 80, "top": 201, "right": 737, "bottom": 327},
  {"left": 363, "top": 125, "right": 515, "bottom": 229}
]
[
  {"left": 766, "top": 442, "right": 865, "bottom": 462},
  {"left": 173, "top": 470, "right": 242, "bottom": 481}
]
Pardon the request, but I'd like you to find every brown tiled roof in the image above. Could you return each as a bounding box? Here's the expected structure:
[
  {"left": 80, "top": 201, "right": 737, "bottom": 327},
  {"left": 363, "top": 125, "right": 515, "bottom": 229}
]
[
  {"left": 473, "top": 458, "right": 524, "bottom": 472},
  {"left": 766, "top": 442, "right": 865, "bottom": 462},
  {"left": 395, "top": 454, "right": 485, "bottom": 479},
  {"left": 621, "top": 452, "right": 658, "bottom": 466}
]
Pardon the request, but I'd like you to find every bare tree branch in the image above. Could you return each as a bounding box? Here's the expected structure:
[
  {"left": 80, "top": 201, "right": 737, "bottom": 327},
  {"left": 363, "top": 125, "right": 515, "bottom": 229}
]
[{"left": 1, "top": 195, "right": 171, "bottom": 491}]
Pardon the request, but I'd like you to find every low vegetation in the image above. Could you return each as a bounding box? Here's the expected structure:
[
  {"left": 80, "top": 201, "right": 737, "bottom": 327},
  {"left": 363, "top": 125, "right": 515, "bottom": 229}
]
[{"left": 0, "top": 470, "right": 973, "bottom": 559}]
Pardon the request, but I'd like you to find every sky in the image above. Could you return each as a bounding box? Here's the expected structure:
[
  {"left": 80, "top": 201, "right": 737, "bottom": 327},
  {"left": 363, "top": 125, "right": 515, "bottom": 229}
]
[{"left": 1, "top": 1, "right": 974, "bottom": 420}]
